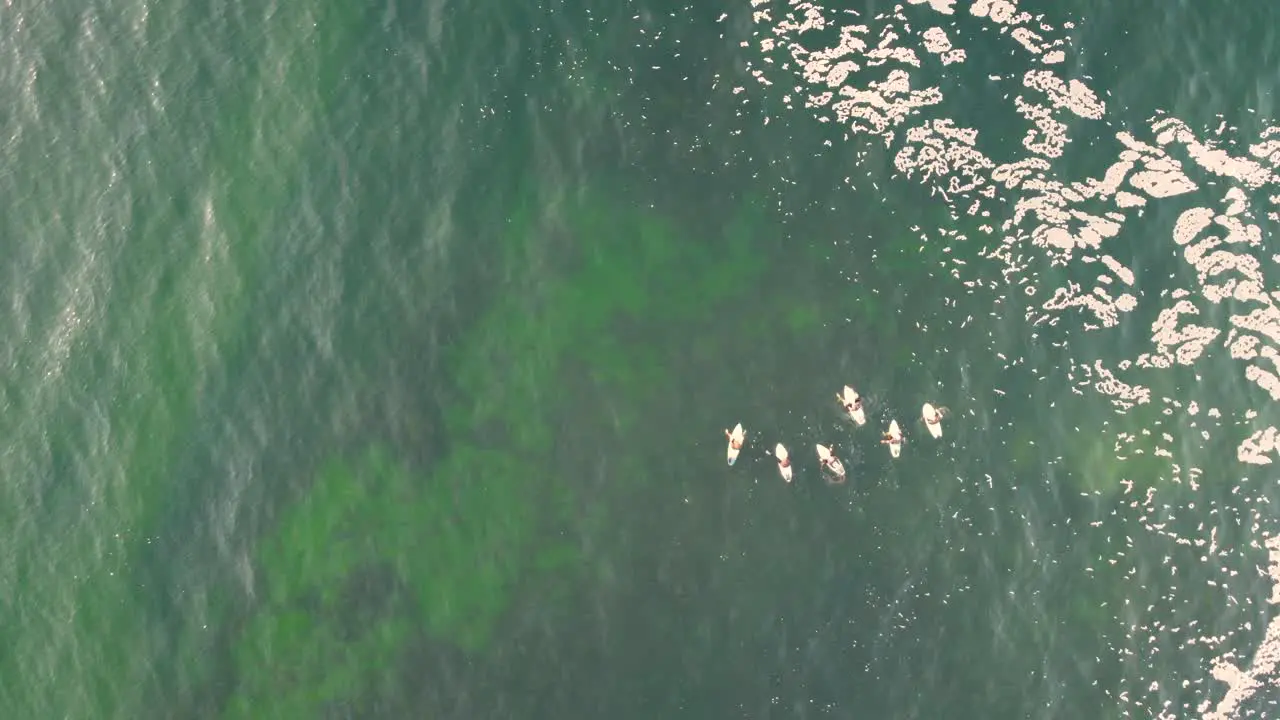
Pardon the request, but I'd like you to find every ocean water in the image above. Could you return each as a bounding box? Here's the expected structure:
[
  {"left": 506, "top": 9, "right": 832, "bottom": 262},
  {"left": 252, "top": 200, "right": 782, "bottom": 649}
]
[{"left": 1, "top": 0, "right": 1278, "bottom": 717}]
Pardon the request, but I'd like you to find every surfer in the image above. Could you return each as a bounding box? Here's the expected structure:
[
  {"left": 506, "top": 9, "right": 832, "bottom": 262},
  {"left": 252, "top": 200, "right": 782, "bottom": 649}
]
[
  {"left": 837, "top": 385, "right": 866, "bottom": 425},
  {"left": 815, "top": 444, "right": 847, "bottom": 483},
  {"left": 774, "top": 443, "right": 793, "bottom": 482},
  {"left": 725, "top": 423, "right": 746, "bottom": 466},
  {"left": 882, "top": 420, "right": 903, "bottom": 458},
  {"left": 921, "top": 403, "right": 947, "bottom": 439}
]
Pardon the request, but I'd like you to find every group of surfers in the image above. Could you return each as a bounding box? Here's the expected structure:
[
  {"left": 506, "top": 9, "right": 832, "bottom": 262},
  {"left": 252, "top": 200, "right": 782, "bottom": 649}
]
[{"left": 722, "top": 385, "right": 947, "bottom": 484}]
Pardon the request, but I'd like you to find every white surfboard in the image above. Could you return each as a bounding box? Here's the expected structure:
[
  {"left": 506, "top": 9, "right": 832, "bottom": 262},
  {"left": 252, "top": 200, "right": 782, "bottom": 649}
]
[
  {"left": 922, "top": 402, "right": 943, "bottom": 439},
  {"left": 725, "top": 423, "right": 745, "bottom": 466},
  {"left": 815, "top": 443, "right": 846, "bottom": 482},
  {"left": 884, "top": 420, "right": 903, "bottom": 458},
  {"left": 775, "top": 443, "right": 793, "bottom": 483},
  {"left": 837, "top": 386, "right": 867, "bottom": 426}
]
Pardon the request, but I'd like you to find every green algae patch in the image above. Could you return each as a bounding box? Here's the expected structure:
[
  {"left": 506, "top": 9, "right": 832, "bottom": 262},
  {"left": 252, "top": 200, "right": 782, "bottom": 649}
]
[
  {"left": 226, "top": 607, "right": 411, "bottom": 719},
  {"left": 227, "top": 449, "right": 445, "bottom": 717},
  {"left": 226, "top": 187, "right": 786, "bottom": 711},
  {"left": 228, "top": 444, "right": 578, "bottom": 716},
  {"left": 404, "top": 444, "right": 537, "bottom": 650},
  {"left": 784, "top": 302, "right": 824, "bottom": 336}
]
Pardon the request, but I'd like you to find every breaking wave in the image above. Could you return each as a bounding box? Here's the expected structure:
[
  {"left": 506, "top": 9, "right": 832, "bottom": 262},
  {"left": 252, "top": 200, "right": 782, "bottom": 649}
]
[{"left": 737, "top": 0, "right": 1280, "bottom": 716}]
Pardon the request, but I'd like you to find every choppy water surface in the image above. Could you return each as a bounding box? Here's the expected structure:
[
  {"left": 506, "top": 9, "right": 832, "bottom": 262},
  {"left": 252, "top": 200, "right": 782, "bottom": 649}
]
[{"left": 0, "top": 0, "right": 1277, "bottom": 717}]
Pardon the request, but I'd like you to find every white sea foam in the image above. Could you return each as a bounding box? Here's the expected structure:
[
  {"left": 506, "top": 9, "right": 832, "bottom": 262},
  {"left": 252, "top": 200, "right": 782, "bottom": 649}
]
[{"left": 741, "top": 1, "right": 1280, "bottom": 715}]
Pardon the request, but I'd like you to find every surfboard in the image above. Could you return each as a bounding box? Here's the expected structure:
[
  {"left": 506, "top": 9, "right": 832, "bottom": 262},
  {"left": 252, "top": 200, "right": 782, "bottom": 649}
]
[
  {"left": 816, "top": 443, "right": 846, "bottom": 483},
  {"left": 922, "top": 403, "right": 943, "bottom": 439},
  {"left": 838, "top": 386, "right": 867, "bottom": 425},
  {"left": 726, "top": 423, "right": 745, "bottom": 466},
  {"left": 775, "top": 443, "right": 793, "bottom": 482}
]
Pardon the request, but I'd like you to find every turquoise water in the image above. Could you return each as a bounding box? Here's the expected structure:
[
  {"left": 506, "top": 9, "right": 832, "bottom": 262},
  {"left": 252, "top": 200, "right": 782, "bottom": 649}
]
[{"left": 1, "top": 0, "right": 1278, "bottom": 717}]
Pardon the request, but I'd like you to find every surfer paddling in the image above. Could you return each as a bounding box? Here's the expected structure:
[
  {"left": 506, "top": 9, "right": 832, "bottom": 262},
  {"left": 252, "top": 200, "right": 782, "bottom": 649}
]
[
  {"left": 774, "top": 443, "right": 793, "bottom": 482},
  {"left": 724, "top": 423, "right": 746, "bottom": 466},
  {"left": 881, "top": 420, "right": 903, "bottom": 458},
  {"left": 815, "top": 444, "right": 847, "bottom": 484},
  {"left": 921, "top": 403, "right": 947, "bottom": 439},
  {"left": 837, "top": 386, "right": 866, "bottom": 426}
]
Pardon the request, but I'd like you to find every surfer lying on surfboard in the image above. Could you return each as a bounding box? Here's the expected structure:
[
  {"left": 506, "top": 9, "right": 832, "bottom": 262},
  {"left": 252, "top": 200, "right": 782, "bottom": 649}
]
[
  {"left": 837, "top": 385, "right": 866, "bottom": 426},
  {"left": 815, "top": 444, "right": 846, "bottom": 483},
  {"left": 881, "top": 420, "right": 903, "bottom": 458},
  {"left": 725, "top": 423, "right": 746, "bottom": 466},
  {"left": 774, "top": 443, "right": 793, "bottom": 482},
  {"left": 921, "top": 403, "right": 947, "bottom": 439}
]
